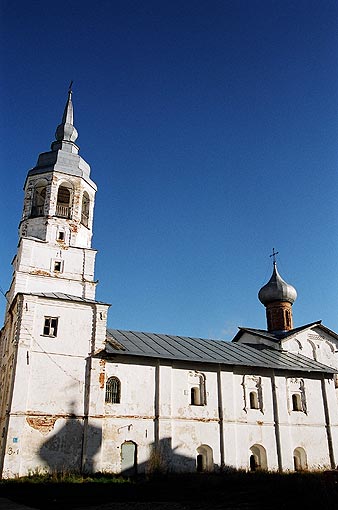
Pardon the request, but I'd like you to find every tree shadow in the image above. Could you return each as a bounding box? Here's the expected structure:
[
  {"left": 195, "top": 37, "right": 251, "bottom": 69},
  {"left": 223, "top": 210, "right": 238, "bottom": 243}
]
[
  {"left": 120, "top": 437, "right": 197, "bottom": 476},
  {"left": 38, "top": 402, "right": 101, "bottom": 473}
]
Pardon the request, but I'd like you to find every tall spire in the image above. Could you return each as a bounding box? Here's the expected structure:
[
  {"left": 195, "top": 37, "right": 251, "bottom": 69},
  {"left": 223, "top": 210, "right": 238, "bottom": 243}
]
[{"left": 52, "top": 83, "right": 78, "bottom": 151}]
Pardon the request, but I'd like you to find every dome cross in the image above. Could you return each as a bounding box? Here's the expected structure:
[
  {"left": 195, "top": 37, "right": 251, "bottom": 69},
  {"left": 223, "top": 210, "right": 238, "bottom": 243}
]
[{"left": 269, "top": 248, "right": 279, "bottom": 265}]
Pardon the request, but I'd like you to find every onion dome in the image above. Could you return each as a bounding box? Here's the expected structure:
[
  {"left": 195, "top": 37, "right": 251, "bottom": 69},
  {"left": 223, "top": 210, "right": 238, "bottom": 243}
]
[{"left": 258, "top": 262, "right": 297, "bottom": 306}]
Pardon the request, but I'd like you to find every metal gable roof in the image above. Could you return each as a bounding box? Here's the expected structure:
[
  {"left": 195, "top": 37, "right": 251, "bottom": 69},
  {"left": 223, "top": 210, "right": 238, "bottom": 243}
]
[
  {"left": 23, "top": 292, "right": 109, "bottom": 305},
  {"left": 105, "top": 329, "right": 335, "bottom": 374}
]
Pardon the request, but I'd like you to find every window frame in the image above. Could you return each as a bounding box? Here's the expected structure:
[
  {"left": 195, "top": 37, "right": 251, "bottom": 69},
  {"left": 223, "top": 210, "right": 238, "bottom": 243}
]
[
  {"left": 105, "top": 376, "right": 121, "bottom": 404},
  {"left": 42, "top": 317, "right": 59, "bottom": 337}
]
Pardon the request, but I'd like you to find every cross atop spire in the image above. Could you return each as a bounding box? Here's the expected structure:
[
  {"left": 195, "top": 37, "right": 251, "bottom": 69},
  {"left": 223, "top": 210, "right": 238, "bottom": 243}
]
[
  {"left": 51, "top": 85, "right": 79, "bottom": 152},
  {"left": 269, "top": 248, "right": 279, "bottom": 265}
]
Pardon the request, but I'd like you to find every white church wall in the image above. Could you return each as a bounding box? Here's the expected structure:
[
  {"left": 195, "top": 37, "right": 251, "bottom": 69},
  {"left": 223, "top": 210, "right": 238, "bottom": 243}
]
[{"left": 283, "top": 327, "right": 338, "bottom": 371}]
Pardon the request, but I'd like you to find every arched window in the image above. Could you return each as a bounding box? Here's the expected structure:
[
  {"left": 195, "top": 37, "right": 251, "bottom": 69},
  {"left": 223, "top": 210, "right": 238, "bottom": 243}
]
[
  {"left": 249, "top": 444, "right": 268, "bottom": 471},
  {"left": 249, "top": 391, "right": 259, "bottom": 409},
  {"left": 81, "top": 192, "right": 90, "bottom": 227},
  {"left": 293, "top": 447, "right": 307, "bottom": 471},
  {"left": 105, "top": 376, "right": 121, "bottom": 404},
  {"left": 196, "top": 444, "right": 213, "bottom": 472},
  {"left": 56, "top": 183, "right": 72, "bottom": 218},
  {"left": 190, "top": 374, "right": 206, "bottom": 406},
  {"left": 31, "top": 181, "right": 47, "bottom": 217},
  {"left": 292, "top": 393, "right": 302, "bottom": 411}
]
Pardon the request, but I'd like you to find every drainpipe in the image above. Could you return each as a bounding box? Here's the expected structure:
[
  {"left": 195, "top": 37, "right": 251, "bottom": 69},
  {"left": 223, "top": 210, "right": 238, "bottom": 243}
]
[
  {"left": 321, "top": 375, "right": 335, "bottom": 469},
  {"left": 154, "top": 360, "right": 160, "bottom": 448},
  {"left": 80, "top": 305, "right": 96, "bottom": 473},
  {"left": 217, "top": 364, "right": 225, "bottom": 470},
  {"left": 271, "top": 371, "right": 283, "bottom": 472}
]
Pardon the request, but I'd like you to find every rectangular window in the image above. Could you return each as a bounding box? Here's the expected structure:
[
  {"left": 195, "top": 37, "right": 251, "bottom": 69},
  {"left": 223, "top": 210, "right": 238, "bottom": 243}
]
[
  {"left": 54, "top": 261, "right": 62, "bottom": 272},
  {"left": 43, "top": 317, "right": 58, "bottom": 337}
]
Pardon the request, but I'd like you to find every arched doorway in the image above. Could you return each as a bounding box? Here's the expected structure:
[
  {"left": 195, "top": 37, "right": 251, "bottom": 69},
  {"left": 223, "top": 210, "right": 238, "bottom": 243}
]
[
  {"left": 249, "top": 444, "right": 267, "bottom": 471},
  {"left": 196, "top": 444, "right": 213, "bottom": 472},
  {"left": 293, "top": 447, "right": 307, "bottom": 471},
  {"left": 121, "top": 441, "right": 137, "bottom": 476}
]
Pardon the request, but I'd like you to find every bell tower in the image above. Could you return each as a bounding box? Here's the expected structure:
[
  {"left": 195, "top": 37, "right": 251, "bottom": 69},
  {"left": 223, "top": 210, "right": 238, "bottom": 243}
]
[{"left": 7, "top": 87, "right": 98, "bottom": 305}]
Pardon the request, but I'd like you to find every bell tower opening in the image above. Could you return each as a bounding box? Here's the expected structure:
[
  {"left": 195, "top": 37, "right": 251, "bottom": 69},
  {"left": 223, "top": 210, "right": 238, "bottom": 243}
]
[
  {"left": 56, "top": 183, "right": 72, "bottom": 219},
  {"left": 8, "top": 87, "right": 98, "bottom": 304}
]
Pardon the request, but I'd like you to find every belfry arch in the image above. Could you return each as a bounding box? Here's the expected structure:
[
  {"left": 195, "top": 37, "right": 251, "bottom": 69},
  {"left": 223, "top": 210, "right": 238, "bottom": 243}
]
[
  {"left": 56, "top": 181, "right": 73, "bottom": 218},
  {"left": 31, "top": 179, "right": 47, "bottom": 217}
]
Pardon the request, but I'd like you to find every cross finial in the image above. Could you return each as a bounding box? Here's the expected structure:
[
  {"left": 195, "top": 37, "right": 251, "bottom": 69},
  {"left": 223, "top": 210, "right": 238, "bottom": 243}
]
[
  {"left": 68, "top": 80, "right": 73, "bottom": 94},
  {"left": 269, "top": 248, "right": 279, "bottom": 264}
]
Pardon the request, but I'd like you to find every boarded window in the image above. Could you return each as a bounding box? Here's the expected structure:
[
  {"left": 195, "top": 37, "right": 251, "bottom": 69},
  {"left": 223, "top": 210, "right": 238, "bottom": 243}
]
[{"left": 105, "top": 376, "right": 121, "bottom": 403}]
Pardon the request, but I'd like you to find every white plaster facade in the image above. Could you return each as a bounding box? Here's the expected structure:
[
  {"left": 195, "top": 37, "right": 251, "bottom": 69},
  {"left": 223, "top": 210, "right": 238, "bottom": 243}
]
[{"left": 0, "top": 92, "right": 337, "bottom": 478}]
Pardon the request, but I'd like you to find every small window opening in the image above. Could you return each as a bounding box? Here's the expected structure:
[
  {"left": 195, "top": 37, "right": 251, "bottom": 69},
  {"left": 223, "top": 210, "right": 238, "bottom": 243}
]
[
  {"left": 196, "top": 454, "right": 204, "bottom": 472},
  {"left": 54, "top": 261, "right": 62, "bottom": 272},
  {"left": 43, "top": 317, "right": 58, "bottom": 337},
  {"left": 190, "top": 374, "right": 206, "bottom": 406},
  {"left": 250, "top": 454, "right": 258, "bottom": 471},
  {"left": 105, "top": 377, "right": 121, "bottom": 404},
  {"left": 249, "top": 391, "right": 259, "bottom": 409},
  {"left": 292, "top": 393, "right": 302, "bottom": 411},
  {"left": 293, "top": 455, "right": 301, "bottom": 471},
  {"left": 286, "top": 310, "right": 291, "bottom": 328},
  {"left": 334, "top": 375, "right": 338, "bottom": 389},
  {"left": 57, "top": 231, "right": 65, "bottom": 241},
  {"left": 191, "top": 387, "right": 200, "bottom": 405}
]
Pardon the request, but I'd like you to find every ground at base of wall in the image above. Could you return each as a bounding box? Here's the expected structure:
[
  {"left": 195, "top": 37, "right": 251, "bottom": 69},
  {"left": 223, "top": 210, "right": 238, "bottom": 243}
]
[{"left": 0, "top": 472, "right": 337, "bottom": 510}]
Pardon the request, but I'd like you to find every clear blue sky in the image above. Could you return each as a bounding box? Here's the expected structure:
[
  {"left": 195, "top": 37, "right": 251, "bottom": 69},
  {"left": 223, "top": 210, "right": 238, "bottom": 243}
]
[{"left": 1, "top": 0, "right": 338, "bottom": 339}]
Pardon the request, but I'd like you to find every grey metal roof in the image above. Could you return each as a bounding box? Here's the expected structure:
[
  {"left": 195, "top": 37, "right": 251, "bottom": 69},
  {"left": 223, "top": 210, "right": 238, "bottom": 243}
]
[
  {"left": 105, "top": 329, "right": 335, "bottom": 374},
  {"left": 24, "top": 292, "right": 109, "bottom": 305},
  {"left": 232, "top": 321, "right": 334, "bottom": 343}
]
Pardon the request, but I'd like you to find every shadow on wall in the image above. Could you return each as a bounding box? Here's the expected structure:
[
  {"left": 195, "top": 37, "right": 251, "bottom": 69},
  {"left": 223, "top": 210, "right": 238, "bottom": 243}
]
[
  {"left": 39, "top": 402, "right": 102, "bottom": 473},
  {"left": 120, "top": 437, "right": 210, "bottom": 476}
]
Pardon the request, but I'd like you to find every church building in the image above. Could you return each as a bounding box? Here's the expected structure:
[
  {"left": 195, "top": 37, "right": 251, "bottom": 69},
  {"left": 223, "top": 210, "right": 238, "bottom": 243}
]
[{"left": 0, "top": 92, "right": 337, "bottom": 478}]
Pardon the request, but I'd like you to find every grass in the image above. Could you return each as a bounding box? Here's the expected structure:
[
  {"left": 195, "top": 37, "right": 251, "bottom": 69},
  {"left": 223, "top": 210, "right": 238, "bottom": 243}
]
[
  {"left": 0, "top": 470, "right": 337, "bottom": 509},
  {"left": 0, "top": 469, "right": 132, "bottom": 484}
]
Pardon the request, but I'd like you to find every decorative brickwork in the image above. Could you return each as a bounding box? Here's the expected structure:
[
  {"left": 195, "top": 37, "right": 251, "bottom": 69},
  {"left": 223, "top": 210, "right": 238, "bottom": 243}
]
[{"left": 266, "top": 300, "right": 293, "bottom": 331}]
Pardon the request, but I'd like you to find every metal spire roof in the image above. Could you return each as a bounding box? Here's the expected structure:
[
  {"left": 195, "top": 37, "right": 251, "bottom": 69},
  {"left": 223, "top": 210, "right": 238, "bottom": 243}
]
[
  {"left": 53, "top": 82, "right": 78, "bottom": 149},
  {"left": 27, "top": 86, "right": 95, "bottom": 186}
]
